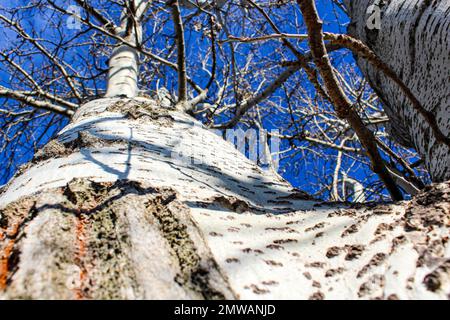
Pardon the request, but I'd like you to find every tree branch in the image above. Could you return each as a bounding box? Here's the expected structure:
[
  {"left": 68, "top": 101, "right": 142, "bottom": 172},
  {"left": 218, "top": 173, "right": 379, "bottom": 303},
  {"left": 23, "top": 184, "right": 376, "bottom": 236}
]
[
  {"left": 169, "top": 0, "right": 188, "bottom": 103},
  {"left": 0, "top": 87, "right": 74, "bottom": 117},
  {"left": 0, "top": 14, "right": 82, "bottom": 103},
  {"left": 297, "top": 0, "right": 403, "bottom": 201},
  {"left": 73, "top": 0, "right": 117, "bottom": 34}
]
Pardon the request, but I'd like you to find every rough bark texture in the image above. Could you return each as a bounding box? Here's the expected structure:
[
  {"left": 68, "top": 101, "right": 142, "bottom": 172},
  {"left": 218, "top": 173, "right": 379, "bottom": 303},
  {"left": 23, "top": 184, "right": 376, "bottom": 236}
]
[
  {"left": 0, "top": 98, "right": 449, "bottom": 299},
  {"left": 344, "top": 0, "right": 450, "bottom": 182}
]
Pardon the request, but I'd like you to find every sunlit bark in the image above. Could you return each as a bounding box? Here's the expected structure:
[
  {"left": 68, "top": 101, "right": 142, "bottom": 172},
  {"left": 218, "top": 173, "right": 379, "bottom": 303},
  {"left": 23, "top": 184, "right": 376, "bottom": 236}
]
[{"left": 0, "top": 98, "right": 448, "bottom": 299}]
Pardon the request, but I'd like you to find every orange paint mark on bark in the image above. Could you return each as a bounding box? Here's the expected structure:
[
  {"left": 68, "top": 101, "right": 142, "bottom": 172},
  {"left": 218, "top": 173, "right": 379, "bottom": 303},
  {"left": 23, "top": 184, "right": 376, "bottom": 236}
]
[
  {"left": 0, "top": 223, "right": 21, "bottom": 290},
  {"left": 0, "top": 240, "right": 15, "bottom": 289},
  {"left": 74, "top": 213, "right": 88, "bottom": 300}
]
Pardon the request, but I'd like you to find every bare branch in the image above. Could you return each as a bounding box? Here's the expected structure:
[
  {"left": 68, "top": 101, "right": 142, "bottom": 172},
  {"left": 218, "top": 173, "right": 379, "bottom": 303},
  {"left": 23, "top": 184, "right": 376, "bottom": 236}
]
[
  {"left": 297, "top": 0, "right": 403, "bottom": 201},
  {"left": 0, "top": 87, "right": 74, "bottom": 117},
  {"left": 0, "top": 14, "right": 82, "bottom": 102},
  {"left": 169, "top": 0, "right": 188, "bottom": 103}
]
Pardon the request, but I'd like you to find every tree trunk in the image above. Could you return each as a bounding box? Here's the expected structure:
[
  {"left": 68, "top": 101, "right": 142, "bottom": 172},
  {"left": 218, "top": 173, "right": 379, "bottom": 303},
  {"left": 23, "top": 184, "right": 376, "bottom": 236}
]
[
  {"left": 344, "top": 0, "right": 450, "bottom": 182},
  {"left": 0, "top": 98, "right": 449, "bottom": 299}
]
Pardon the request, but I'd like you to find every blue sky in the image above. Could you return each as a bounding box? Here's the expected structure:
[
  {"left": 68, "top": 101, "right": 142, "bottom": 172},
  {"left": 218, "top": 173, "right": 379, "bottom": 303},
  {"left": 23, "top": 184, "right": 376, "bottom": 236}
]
[{"left": 0, "top": 1, "right": 425, "bottom": 200}]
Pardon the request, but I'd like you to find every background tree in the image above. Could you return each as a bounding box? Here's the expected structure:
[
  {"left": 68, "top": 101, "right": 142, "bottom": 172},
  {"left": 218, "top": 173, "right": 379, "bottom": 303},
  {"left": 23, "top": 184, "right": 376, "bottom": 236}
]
[{"left": 0, "top": 0, "right": 448, "bottom": 299}]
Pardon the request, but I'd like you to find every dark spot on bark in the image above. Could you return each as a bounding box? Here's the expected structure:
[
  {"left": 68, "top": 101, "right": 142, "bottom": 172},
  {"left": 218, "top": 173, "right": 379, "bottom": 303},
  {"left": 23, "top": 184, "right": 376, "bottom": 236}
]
[
  {"left": 273, "top": 239, "right": 298, "bottom": 245},
  {"left": 286, "top": 220, "right": 302, "bottom": 225},
  {"left": 277, "top": 189, "right": 313, "bottom": 201},
  {"left": 374, "top": 223, "right": 393, "bottom": 235},
  {"left": 328, "top": 209, "right": 357, "bottom": 218},
  {"left": 423, "top": 273, "right": 440, "bottom": 292},
  {"left": 309, "top": 291, "right": 325, "bottom": 300},
  {"left": 250, "top": 284, "right": 270, "bottom": 294},
  {"left": 266, "top": 244, "right": 284, "bottom": 250},
  {"left": 423, "top": 260, "right": 450, "bottom": 292},
  {"left": 245, "top": 284, "right": 270, "bottom": 295},
  {"left": 372, "top": 206, "right": 392, "bottom": 216},
  {"left": 391, "top": 235, "right": 407, "bottom": 252},
  {"left": 341, "top": 223, "right": 360, "bottom": 237},
  {"left": 306, "top": 262, "right": 325, "bottom": 268},
  {"left": 262, "top": 280, "right": 278, "bottom": 286},
  {"left": 305, "top": 222, "right": 326, "bottom": 232},
  {"left": 267, "top": 200, "right": 293, "bottom": 206},
  {"left": 211, "top": 196, "right": 251, "bottom": 214},
  {"left": 225, "top": 258, "right": 239, "bottom": 264},
  {"left": 325, "top": 268, "right": 345, "bottom": 278},
  {"left": 357, "top": 253, "right": 387, "bottom": 278},
  {"left": 265, "top": 227, "right": 298, "bottom": 233},
  {"left": 345, "top": 245, "right": 365, "bottom": 261},
  {"left": 358, "top": 274, "right": 385, "bottom": 298},
  {"left": 264, "top": 260, "right": 283, "bottom": 267},
  {"left": 0, "top": 213, "right": 7, "bottom": 229},
  {"left": 209, "top": 232, "right": 223, "bottom": 237},
  {"left": 326, "top": 246, "right": 342, "bottom": 259}
]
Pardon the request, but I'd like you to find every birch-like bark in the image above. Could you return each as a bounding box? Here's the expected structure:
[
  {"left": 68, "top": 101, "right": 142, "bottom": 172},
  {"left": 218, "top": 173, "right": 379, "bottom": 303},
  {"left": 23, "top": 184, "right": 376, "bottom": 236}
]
[
  {"left": 0, "top": 97, "right": 448, "bottom": 299},
  {"left": 343, "top": 0, "right": 450, "bottom": 182},
  {"left": 105, "top": 0, "right": 146, "bottom": 98},
  {"left": 0, "top": 0, "right": 449, "bottom": 300}
]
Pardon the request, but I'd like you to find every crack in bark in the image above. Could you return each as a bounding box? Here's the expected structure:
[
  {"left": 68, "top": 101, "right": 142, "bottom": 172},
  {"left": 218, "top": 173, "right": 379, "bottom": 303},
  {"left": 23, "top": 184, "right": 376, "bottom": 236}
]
[
  {"left": 106, "top": 99, "right": 175, "bottom": 125},
  {"left": 146, "top": 192, "right": 230, "bottom": 300},
  {"left": 2, "top": 178, "right": 234, "bottom": 299},
  {"left": 63, "top": 179, "right": 142, "bottom": 299},
  {"left": 74, "top": 212, "right": 88, "bottom": 300}
]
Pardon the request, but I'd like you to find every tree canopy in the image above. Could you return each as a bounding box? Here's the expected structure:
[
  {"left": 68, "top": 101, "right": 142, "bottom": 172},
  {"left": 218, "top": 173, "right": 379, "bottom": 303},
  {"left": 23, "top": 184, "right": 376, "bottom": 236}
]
[{"left": 0, "top": 0, "right": 432, "bottom": 201}]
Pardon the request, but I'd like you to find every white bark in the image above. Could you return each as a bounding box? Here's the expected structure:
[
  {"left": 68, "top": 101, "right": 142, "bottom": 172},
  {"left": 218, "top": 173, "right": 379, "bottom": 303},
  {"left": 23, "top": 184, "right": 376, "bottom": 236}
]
[
  {"left": 105, "top": 47, "right": 140, "bottom": 98},
  {"left": 343, "top": 0, "right": 450, "bottom": 182},
  {"left": 0, "top": 98, "right": 449, "bottom": 299},
  {"left": 0, "top": 0, "right": 449, "bottom": 301},
  {"left": 105, "top": 0, "right": 145, "bottom": 98}
]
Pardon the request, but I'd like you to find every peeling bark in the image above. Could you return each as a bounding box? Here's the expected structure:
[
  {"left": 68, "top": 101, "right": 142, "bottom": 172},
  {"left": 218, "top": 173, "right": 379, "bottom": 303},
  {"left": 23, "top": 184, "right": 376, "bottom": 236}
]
[{"left": 0, "top": 98, "right": 449, "bottom": 299}]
